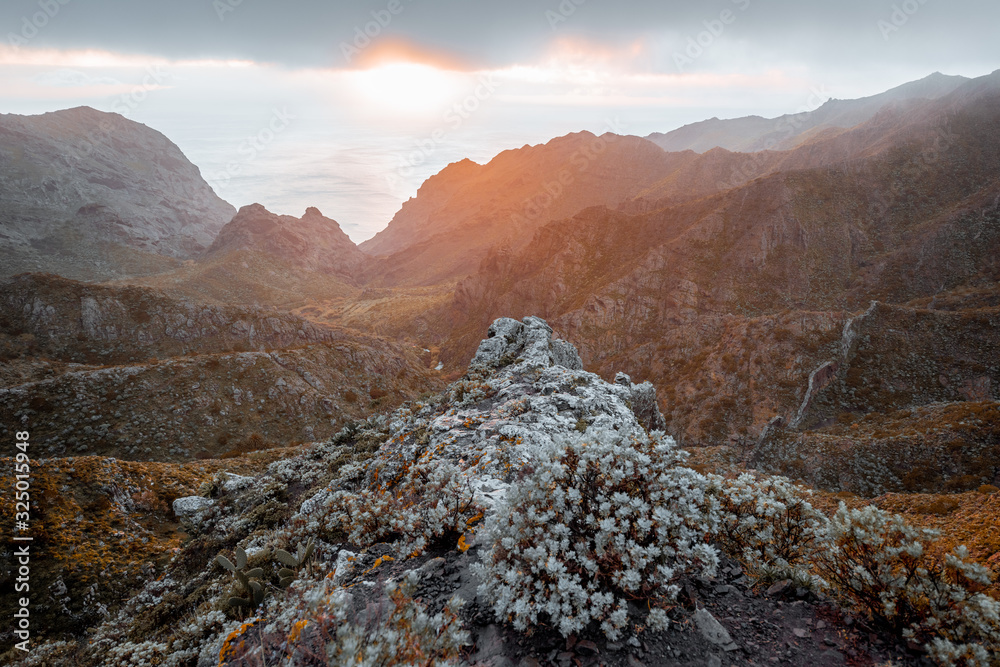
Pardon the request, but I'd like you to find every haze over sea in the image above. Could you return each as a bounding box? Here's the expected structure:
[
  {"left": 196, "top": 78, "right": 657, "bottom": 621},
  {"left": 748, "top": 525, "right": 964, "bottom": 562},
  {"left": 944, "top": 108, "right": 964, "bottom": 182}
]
[{"left": 115, "top": 102, "right": 775, "bottom": 244}]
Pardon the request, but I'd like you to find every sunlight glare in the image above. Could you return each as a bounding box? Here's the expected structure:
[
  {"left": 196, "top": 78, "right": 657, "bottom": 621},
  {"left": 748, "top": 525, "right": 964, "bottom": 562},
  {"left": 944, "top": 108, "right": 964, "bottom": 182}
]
[{"left": 349, "top": 62, "right": 463, "bottom": 119}]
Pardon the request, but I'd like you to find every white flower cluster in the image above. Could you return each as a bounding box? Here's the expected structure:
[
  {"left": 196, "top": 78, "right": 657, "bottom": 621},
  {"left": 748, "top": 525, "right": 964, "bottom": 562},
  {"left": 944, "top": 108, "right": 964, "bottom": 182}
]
[
  {"left": 312, "top": 572, "right": 468, "bottom": 666},
  {"left": 710, "top": 473, "right": 827, "bottom": 585},
  {"left": 104, "top": 639, "right": 171, "bottom": 666},
  {"left": 473, "top": 428, "right": 719, "bottom": 640},
  {"left": 816, "top": 504, "right": 1000, "bottom": 666},
  {"left": 323, "top": 460, "right": 483, "bottom": 557}
]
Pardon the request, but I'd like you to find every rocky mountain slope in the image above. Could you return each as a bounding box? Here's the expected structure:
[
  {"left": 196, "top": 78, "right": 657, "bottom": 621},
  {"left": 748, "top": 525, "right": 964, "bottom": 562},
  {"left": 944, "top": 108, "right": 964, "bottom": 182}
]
[
  {"left": 4, "top": 317, "right": 996, "bottom": 666},
  {"left": 0, "top": 107, "right": 235, "bottom": 280},
  {"left": 358, "top": 133, "right": 697, "bottom": 286},
  {"left": 645, "top": 71, "right": 967, "bottom": 153},
  {"left": 432, "top": 70, "right": 1000, "bottom": 443},
  {"left": 0, "top": 273, "right": 440, "bottom": 460},
  {"left": 119, "top": 204, "right": 373, "bottom": 311},
  {"left": 204, "top": 204, "right": 369, "bottom": 279}
]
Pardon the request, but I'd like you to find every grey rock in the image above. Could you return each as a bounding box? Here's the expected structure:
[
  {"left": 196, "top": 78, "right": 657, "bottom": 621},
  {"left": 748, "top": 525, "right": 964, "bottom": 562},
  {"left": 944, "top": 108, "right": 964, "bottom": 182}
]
[
  {"left": 219, "top": 472, "right": 254, "bottom": 494},
  {"left": 419, "top": 557, "right": 446, "bottom": 579},
  {"left": 694, "top": 608, "right": 738, "bottom": 651},
  {"left": 766, "top": 579, "right": 792, "bottom": 597},
  {"left": 172, "top": 496, "right": 215, "bottom": 528},
  {"left": 471, "top": 316, "right": 582, "bottom": 371},
  {"left": 474, "top": 624, "right": 507, "bottom": 664},
  {"left": 332, "top": 550, "right": 358, "bottom": 585},
  {"left": 818, "top": 650, "right": 845, "bottom": 665}
]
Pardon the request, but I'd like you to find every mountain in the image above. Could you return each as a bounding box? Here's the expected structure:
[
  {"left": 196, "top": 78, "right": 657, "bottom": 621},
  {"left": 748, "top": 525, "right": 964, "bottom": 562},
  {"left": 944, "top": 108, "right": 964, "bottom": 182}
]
[
  {"left": 113, "top": 204, "right": 372, "bottom": 310},
  {"left": 433, "top": 70, "right": 1000, "bottom": 443},
  {"left": 0, "top": 106, "right": 235, "bottom": 280},
  {"left": 358, "top": 133, "right": 697, "bottom": 286},
  {"left": 205, "top": 204, "right": 369, "bottom": 278},
  {"left": 645, "top": 71, "right": 968, "bottom": 153}
]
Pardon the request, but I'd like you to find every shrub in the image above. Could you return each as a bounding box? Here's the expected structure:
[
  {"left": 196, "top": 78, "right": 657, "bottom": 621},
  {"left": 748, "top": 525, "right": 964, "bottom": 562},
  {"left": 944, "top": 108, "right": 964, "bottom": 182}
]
[
  {"left": 711, "top": 473, "right": 826, "bottom": 585},
  {"left": 707, "top": 474, "right": 1000, "bottom": 664},
  {"left": 814, "top": 504, "right": 1000, "bottom": 665},
  {"left": 291, "top": 573, "right": 468, "bottom": 666},
  {"left": 324, "top": 461, "right": 483, "bottom": 557},
  {"left": 474, "top": 429, "right": 718, "bottom": 640}
]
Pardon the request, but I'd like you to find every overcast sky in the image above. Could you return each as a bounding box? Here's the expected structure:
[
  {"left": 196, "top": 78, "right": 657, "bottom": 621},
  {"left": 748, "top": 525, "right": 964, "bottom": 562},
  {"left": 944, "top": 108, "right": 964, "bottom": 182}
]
[{"left": 1, "top": 0, "right": 997, "bottom": 240}]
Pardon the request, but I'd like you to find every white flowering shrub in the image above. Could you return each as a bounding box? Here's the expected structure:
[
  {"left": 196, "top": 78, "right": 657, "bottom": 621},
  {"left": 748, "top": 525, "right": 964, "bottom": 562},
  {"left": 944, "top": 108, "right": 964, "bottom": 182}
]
[
  {"left": 711, "top": 473, "right": 827, "bottom": 584},
  {"left": 324, "top": 461, "right": 483, "bottom": 557},
  {"left": 321, "top": 573, "right": 469, "bottom": 666},
  {"left": 222, "top": 572, "right": 469, "bottom": 666},
  {"left": 814, "top": 503, "right": 1000, "bottom": 666},
  {"left": 474, "top": 429, "right": 719, "bottom": 640}
]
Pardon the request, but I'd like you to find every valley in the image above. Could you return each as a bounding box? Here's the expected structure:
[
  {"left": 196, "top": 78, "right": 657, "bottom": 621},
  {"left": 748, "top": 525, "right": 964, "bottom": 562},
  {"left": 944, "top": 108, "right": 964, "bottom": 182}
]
[{"left": 1, "top": 70, "right": 998, "bottom": 666}]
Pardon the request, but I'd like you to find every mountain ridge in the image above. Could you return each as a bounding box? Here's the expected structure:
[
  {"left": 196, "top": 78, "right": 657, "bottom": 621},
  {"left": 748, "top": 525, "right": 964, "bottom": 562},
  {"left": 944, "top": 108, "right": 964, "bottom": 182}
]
[{"left": 0, "top": 106, "right": 235, "bottom": 280}]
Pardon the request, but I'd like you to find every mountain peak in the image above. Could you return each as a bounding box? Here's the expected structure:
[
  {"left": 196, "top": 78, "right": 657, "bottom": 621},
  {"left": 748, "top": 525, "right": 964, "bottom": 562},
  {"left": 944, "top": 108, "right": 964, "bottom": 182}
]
[
  {"left": 206, "top": 203, "right": 366, "bottom": 277},
  {"left": 0, "top": 106, "right": 235, "bottom": 278}
]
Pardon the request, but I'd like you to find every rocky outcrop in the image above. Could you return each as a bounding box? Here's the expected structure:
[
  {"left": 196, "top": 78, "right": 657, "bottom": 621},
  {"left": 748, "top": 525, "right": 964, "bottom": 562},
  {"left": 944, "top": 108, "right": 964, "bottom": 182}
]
[
  {"left": 0, "top": 106, "right": 235, "bottom": 278},
  {"left": 469, "top": 316, "right": 582, "bottom": 370},
  {"left": 204, "top": 204, "right": 369, "bottom": 278},
  {"left": 343, "top": 315, "right": 665, "bottom": 508},
  {"left": 14, "top": 316, "right": 923, "bottom": 667}
]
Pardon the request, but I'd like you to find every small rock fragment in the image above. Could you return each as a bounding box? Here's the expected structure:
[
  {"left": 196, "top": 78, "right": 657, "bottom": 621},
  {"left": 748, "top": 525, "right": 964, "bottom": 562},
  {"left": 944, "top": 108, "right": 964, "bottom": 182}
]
[
  {"left": 766, "top": 579, "right": 792, "bottom": 596},
  {"left": 694, "top": 608, "right": 739, "bottom": 652}
]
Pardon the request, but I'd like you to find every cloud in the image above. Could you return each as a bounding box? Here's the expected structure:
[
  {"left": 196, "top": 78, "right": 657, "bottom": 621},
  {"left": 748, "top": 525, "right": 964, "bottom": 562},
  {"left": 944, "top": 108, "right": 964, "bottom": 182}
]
[
  {"left": 0, "top": 0, "right": 996, "bottom": 79},
  {"left": 32, "top": 68, "right": 121, "bottom": 87}
]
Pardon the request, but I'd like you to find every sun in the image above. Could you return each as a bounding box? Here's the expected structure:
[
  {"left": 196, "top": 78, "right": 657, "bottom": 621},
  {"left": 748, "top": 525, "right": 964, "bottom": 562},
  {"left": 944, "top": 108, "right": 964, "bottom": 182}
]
[{"left": 349, "top": 62, "right": 463, "bottom": 119}]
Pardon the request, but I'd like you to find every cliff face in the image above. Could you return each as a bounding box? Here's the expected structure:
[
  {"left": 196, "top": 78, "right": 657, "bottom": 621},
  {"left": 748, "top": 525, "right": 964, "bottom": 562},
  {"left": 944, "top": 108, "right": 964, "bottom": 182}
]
[
  {"left": 0, "top": 273, "right": 351, "bottom": 363},
  {"left": 0, "top": 106, "right": 235, "bottom": 279}
]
